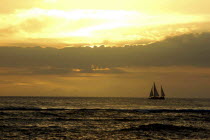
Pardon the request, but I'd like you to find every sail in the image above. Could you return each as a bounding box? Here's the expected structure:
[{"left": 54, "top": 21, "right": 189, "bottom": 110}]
[
  {"left": 153, "top": 83, "right": 159, "bottom": 97},
  {"left": 149, "top": 87, "right": 153, "bottom": 97},
  {"left": 161, "top": 86, "right": 165, "bottom": 97}
]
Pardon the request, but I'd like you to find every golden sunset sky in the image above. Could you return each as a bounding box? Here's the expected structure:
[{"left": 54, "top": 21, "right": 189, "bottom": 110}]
[
  {"left": 0, "top": 0, "right": 210, "bottom": 97},
  {"left": 1, "top": 0, "right": 210, "bottom": 46}
]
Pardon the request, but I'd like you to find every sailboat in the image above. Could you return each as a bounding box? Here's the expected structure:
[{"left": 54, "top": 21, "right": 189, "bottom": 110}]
[{"left": 149, "top": 82, "right": 165, "bottom": 100}]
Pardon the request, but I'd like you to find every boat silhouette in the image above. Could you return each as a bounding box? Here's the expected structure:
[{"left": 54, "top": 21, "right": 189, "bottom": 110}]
[{"left": 149, "top": 82, "right": 165, "bottom": 100}]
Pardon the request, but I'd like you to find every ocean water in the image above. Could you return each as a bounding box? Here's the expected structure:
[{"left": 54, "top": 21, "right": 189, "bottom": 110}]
[{"left": 0, "top": 97, "right": 210, "bottom": 140}]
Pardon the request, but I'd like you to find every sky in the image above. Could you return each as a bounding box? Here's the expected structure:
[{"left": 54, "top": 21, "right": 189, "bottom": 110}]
[
  {"left": 0, "top": 0, "right": 210, "bottom": 97},
  {"left": 0, "top": 0, "right": 210, "bottom": 46}
]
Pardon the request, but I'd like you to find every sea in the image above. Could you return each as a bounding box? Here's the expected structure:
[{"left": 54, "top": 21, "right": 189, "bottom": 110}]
[{"left": 0, "top": 97, "right": 210, "bottom": 140}]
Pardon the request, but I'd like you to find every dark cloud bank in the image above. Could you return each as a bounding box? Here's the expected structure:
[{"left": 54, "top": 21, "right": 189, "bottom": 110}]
[{"left": 0, "top": 32, "right": 210, "bottom": 74}]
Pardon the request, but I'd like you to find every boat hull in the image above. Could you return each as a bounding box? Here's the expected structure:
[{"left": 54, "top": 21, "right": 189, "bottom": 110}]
[{"left": 149, "top": 97, "right": 165, "bottom": 100}]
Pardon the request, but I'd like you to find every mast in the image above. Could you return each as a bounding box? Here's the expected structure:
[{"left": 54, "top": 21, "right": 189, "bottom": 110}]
[
  {"left": 149, "top": 87, "right": 154, "bottom": 97},
  {"left": 153, "top": 82, "right": 159, "bottom": 97},
  {"left": 161, "top": 86, "right": 165, "bottom": 97}
]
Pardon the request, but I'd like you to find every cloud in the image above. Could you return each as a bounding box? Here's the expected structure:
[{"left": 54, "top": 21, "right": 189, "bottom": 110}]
[
  {"left": 1, "top": 66, "right": 210, "bottom": 97},
  {"left": 0, "top": 66, "right": 127, "bottom": 76},
  {"left": 0, "top": 27, "right": 18, "bottom": 37},
  {"left": 0, "top": 6, "right": 210, "bottom": 45},
  {"left": 0, "top": 0, "right": 41, "bottom": 14},
  {"left": 0, "top": 33, "right": 210, "bottom": 73},
  {"left": 159, "top": 0, "right": 210, "bottom": 15},
  {"left": 0, "top": 32, "right": 210, "bottom": 70}
]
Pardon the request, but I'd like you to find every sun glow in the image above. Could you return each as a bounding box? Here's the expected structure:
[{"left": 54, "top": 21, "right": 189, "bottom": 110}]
[
  {"left": 44, "top": 0, "right": 58, "bottom": 3},
  {"left": 13, "top": 8, "right": 139, "bottom": 39},
  {"left": 17, "top": 8, "right": 137, "bottom": 20},
  {"left": 0, "top": 0, "right": 209, "bottom": 46}
]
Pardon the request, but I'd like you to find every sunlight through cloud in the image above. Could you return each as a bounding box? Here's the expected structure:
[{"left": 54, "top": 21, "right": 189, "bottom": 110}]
[{"left": 44, "top": 0, "right": 58, "bottom": 3}]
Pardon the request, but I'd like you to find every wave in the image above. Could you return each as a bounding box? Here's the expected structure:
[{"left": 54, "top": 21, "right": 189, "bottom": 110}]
[
  {"left": 0, "top": 107, "right": 68, "bottom": 111},
  {"left": 119, "top": 123, "right": 208, "bottom": 132},
  {"left": 134, "top": 109, "right": 210, "bottom": 113},
  {"left": 0, "top": 107, "right": 210, "bottom": 113}
]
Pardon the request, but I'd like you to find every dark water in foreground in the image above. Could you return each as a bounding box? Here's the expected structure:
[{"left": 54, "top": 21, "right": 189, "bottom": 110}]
[{"left": 0, "top": 97, "right": 210, "bottom": 139}]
